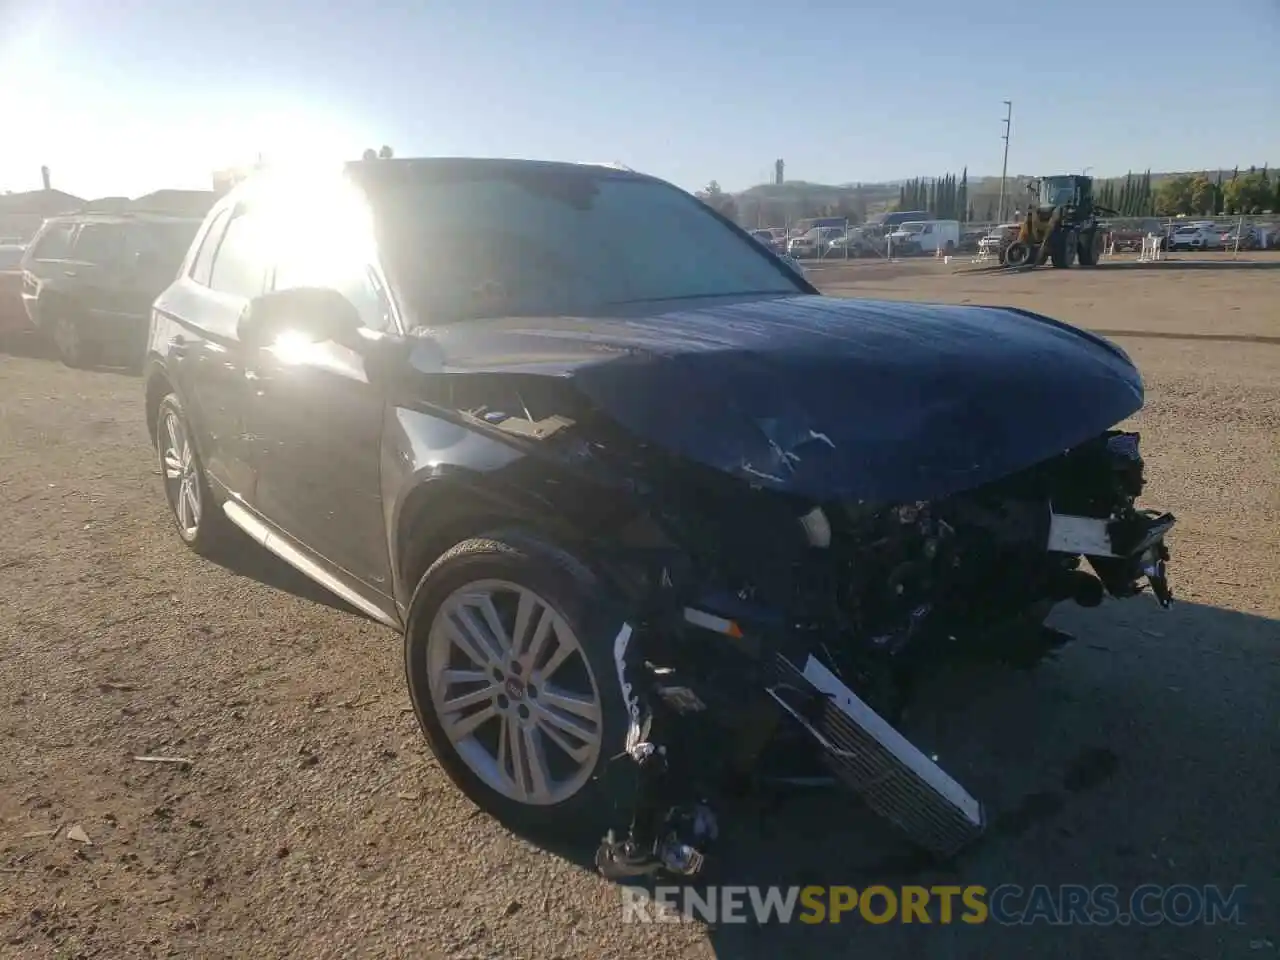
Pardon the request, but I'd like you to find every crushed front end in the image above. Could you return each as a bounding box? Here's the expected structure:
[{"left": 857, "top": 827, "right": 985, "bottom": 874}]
[{"left": 593, "top": 427, "right": 1175, "bottom": 878}]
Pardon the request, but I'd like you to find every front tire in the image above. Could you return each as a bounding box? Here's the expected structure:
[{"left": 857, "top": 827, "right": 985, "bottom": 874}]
[
  {"left": 1004, "top": 241, "right": 1031, "bottom": 267},
  {"left": 1049, "top": 230, "right": 1077, "bottom": 268},
  {"left": 155, "top": 393, "right": 232, "bottom": 555},
  {"left": 404, "top": 531, "right": 634, "bottom": 841}
]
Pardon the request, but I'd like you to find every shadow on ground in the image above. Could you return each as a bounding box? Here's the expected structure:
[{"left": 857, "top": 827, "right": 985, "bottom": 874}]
[
  {"left": 0, "top": 329, "right": 57, "bottom": 362},
  {"left": 545, "top": 600, "right": 1278, "bottom": 959},
  {"left": 210, "top": 531, "right": 367, "bottom": 618}
]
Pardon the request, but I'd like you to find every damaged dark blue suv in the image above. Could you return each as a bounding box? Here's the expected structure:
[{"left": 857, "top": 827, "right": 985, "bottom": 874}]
[{"left": 144, "top": 157, "right": 1175, "bottom": 878}]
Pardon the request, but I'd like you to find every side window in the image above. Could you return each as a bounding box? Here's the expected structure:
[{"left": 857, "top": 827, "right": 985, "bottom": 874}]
[
  {"left": 923, "top": 224, "right": 933, "bottom": 235},
  {"left": 273, "top": 242, "right": 394, "bottom": 332},
  {"left": 71, "top": 223, "right": 123, "bottom": 266},
  {"left": 189, "top": 210, "right": 231, "bottom": 286},
  {"left": 208, "top": 212, "right": 268, "bottom": 299},
  {"left": 31, "top": 223, "right": 76, "bottom": 260}
]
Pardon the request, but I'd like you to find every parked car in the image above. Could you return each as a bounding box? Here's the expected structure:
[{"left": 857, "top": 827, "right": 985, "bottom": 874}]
[
  {"left": 786, "top": 226, "right": 844, "bottom": 258},
  {"left": 978, "top": 223, "right": 1019, "bottom": 259},
  {"left": 1167, "top": 222, "right": 1221, "bottom": 252},
  {"left": 825, "top": 230, "right": 879, "bottom": 259},
  {"left": 0, "top": 244, "right": 27, "bottom": 339},
  {"left": 1221, "top": 226, "right": 1266, "bottom": 250},
  {"left": 21, "top": 213, "right": 202, "bottom": 369},
  {"left": 887, "top": 220, "right": 960, "bottom": 256},
  {"left": 145, "top": 157, "right": 1176, "bottom": 877},
  {"left": 958, "top": 228, "right": 986, "bottom": 253},
  {"left": 748, "top": 229, "right": 785, "bottom": 255}
]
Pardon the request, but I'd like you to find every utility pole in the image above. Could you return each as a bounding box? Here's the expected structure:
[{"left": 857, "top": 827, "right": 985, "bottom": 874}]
[{"left": 997, "top": 100, "right": 1012, "bottom": 222}]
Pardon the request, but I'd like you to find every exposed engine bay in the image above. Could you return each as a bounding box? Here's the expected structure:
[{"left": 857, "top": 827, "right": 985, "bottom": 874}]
[
  {"left": 389, "top": 288, "right": 1178, "bottom": 880},
  {"left": 580, "top": 425, "right": 1175, "bottom": 879}
]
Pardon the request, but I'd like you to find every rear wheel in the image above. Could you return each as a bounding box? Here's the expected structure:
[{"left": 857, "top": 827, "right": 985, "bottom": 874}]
[
  {"left": 52, "top": 311, "right": 98, "bottom": 369},
  {"left": 404, "top": 531, "right": 634, "bottom": 840},
  {"left": 1077, "top": 228, "right": 1102, "bottom": 267},
  {"left": 156, "top": 393, "right": 233, "bottom": 555}
]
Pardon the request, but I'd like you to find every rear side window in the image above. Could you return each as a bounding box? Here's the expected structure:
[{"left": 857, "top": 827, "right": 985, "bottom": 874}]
[
  {"left": 126, "top": 221, "right": 201, "bottom": 276},
  {"left": 72, "top": 223, "right": 124, "bottom": 266},
  {"left": 208, "top": 212, "right": 268, "bottom": 298},
  {"left": 31, "top": 223, "right": 76, "bottom": 260},
  {"left": 189, "top": 209, "right": 231, "bottom": 286}
]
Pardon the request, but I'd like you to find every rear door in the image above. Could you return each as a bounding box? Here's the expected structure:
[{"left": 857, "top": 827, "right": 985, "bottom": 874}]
[
  {"left": 157, "top": 205, "right": 270, "bottom": 501},
  {"left": 65, "top": 222, "right": 147, "bottom": 354}
]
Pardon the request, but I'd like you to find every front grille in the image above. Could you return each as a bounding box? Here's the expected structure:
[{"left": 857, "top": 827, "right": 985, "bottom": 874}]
[{"left": 767, "top": 652, "right": 985, "bottom": 858}]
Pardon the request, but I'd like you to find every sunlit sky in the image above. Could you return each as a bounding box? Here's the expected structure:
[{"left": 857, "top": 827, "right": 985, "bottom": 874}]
[{"left": 3, "top": 0, "right": 1277, "bottom": 199}]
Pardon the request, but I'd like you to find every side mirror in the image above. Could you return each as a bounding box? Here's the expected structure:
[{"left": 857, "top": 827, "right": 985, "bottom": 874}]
[{"left": 237, "top": 286, "right": 362, "bottom": 348}]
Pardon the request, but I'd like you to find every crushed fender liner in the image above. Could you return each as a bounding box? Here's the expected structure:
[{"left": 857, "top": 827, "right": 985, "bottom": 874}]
[{"left": 766, "top": 653, "right": 986, "bottom": 858}]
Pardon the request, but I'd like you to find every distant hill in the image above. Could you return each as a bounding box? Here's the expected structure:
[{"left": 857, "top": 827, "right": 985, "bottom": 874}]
[{"left": 732, "top": 168, "right": 1265, "bottom": 226}]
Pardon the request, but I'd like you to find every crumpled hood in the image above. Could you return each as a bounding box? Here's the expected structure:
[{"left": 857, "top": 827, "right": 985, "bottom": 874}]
[{"left": 431, "top": 295, "right": 1144, "bottom": 502}]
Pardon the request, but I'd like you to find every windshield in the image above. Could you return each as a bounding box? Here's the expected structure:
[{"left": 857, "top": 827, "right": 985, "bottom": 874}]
[
  {"left": 1039, "top": 177, "right": 1077, "bottom": 207},
  {"left": 361, "top": 167, "right": 802, "bottom": 322}
]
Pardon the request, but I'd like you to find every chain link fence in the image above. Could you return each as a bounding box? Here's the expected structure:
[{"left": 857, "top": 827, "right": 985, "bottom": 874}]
[{"left": 763, "top": 213, "right": 1280, "bottom": 264}]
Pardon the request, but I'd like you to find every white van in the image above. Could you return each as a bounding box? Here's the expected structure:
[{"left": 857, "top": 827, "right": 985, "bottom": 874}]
[{"left": 887, "top": 219, "right": 960, "bottom": 255}]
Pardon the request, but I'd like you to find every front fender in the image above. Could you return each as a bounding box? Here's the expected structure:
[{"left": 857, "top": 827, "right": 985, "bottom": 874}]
[{"left": 382, "top": 404, "right": 670, "bottom": 612}]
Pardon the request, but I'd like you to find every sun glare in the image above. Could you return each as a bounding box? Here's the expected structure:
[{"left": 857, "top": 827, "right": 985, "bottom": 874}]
[{"left": 240, "top": 164, "right": 379, "bottom": 283}]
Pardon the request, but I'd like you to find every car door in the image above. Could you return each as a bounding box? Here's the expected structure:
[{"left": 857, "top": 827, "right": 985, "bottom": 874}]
[
  {"left": 244, "top": 226, "right": 397, "bottom": 601},
  {"left": 160, "top": 204, "right": 269, "bottom": 502},
  {"left": 65, "top": 222, "right": 143, "bottom": 352}
]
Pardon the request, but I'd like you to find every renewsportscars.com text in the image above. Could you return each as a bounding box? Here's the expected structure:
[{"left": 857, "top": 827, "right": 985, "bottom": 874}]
[{"left": 621, "top": 884, "right": 1248, "bottom": 926}]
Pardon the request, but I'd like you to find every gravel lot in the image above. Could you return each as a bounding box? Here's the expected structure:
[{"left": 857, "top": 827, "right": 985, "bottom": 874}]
[{"left": 2, "top": 255, "right": 1277, "bottom": 959}]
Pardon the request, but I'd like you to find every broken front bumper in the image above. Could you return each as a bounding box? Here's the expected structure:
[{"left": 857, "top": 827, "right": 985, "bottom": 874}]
[{"left": 1048, "top": 507, "right": 1176, "bottom": 607}]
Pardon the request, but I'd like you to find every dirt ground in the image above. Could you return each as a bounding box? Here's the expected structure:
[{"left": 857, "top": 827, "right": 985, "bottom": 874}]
[{"left": 1, "top": 255, "right": 1277, "bottom": 959}]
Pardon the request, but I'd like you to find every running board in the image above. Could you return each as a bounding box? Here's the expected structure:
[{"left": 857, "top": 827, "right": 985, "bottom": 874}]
[
  {"left": 221, "top": 501, "right": 399, "bottom": 628},
  {"left": 768, "top": 653, "right": 985, "bottom": 858}
]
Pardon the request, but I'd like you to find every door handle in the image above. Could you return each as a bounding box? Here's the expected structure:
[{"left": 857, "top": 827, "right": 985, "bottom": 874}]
[{"left": 63, "top": 270, "right": 77, "bottom": 278}]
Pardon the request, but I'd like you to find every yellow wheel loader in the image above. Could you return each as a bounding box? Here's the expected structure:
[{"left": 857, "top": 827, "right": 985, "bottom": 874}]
[{"left": 1002, "top": 175, "right": 1118, "bottom": 269}]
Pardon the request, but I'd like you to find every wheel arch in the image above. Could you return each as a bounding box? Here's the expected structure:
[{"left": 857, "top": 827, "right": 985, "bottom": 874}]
[
  {"left": 392, "top": 473, "right": 589, "bottom": 612},
  {"left": 391, "top": 468, "right": 679, "bottom": 615},
  {"left": 144, "top": 363, "right": 175, "bottom": 450}
]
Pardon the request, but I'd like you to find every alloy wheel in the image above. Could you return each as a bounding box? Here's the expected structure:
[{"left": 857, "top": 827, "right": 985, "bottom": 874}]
[
  {"left": 426, "top": 579, "right": 604, "bottom": 806},
  {"left": 161, "top": 409, "right": 202, "bottom": 538}
]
